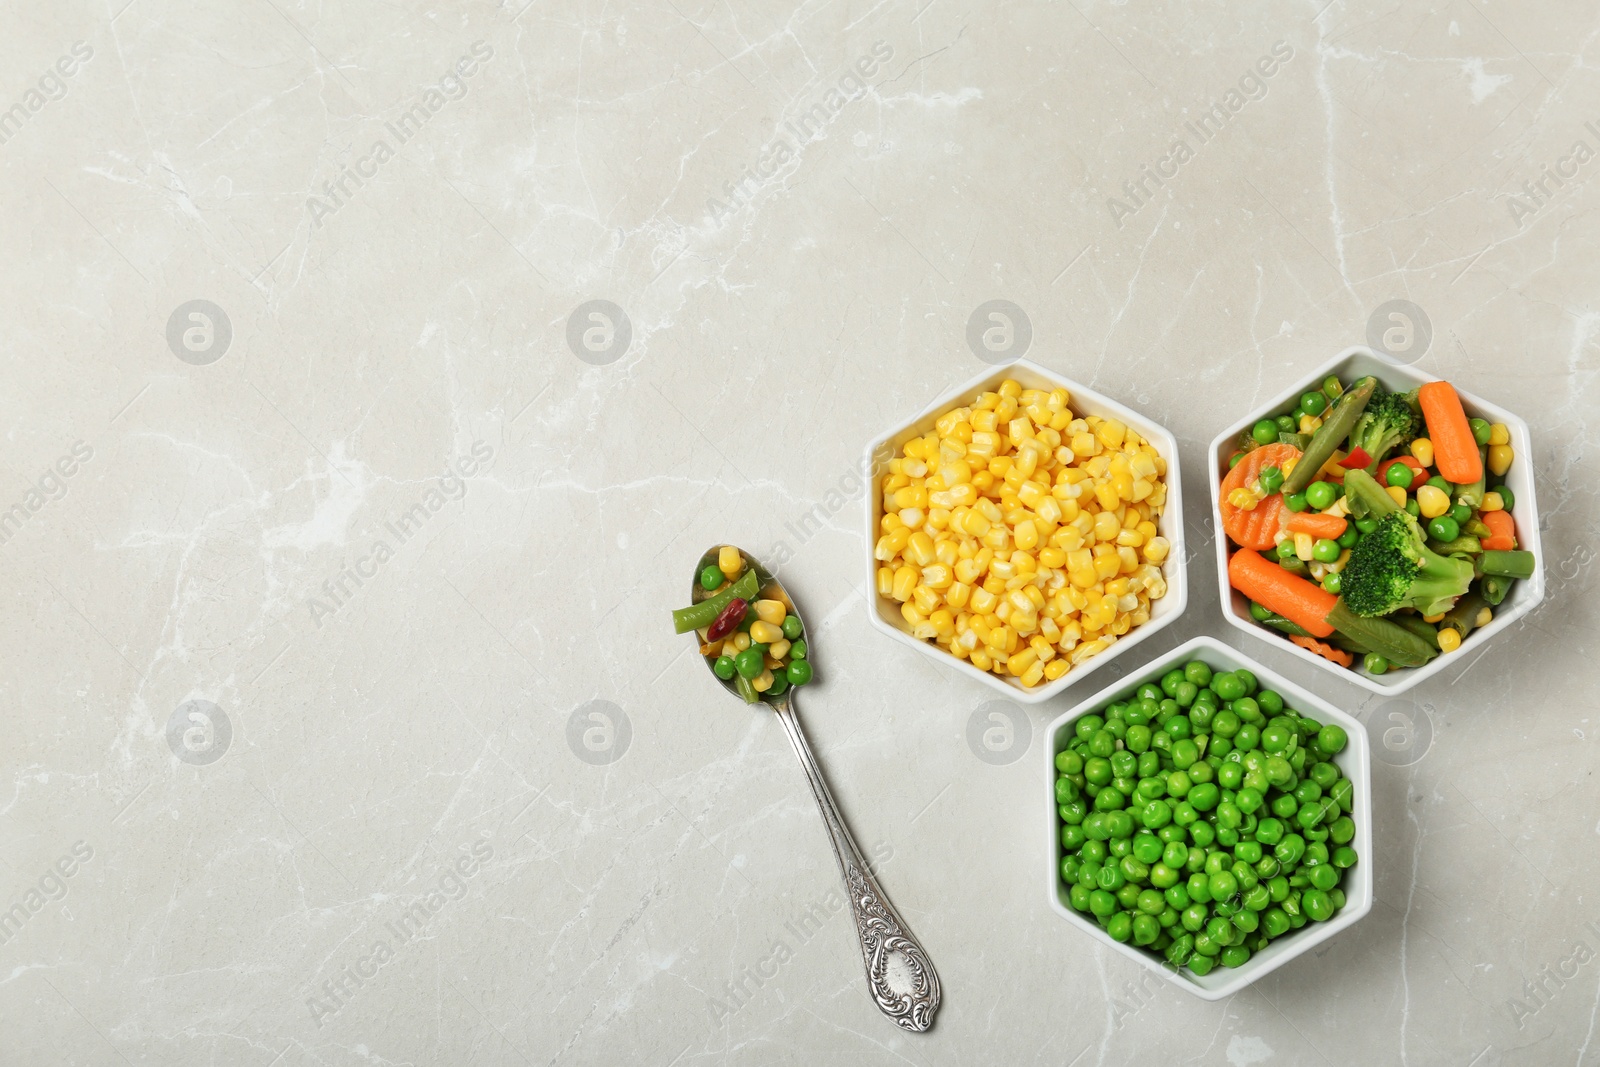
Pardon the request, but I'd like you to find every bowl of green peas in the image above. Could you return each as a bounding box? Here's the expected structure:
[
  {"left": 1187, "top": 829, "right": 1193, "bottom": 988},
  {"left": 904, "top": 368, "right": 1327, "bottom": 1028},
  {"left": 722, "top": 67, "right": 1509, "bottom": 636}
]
[{"left": 1046, "top": 635, "right": 1372, "bottom": 1000}]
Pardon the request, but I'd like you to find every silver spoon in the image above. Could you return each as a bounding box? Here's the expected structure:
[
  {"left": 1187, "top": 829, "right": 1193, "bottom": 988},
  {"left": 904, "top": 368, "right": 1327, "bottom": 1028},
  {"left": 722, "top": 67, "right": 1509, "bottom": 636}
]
[{"left": 686, "top": 546, "right": 941, "bottom": 1033}]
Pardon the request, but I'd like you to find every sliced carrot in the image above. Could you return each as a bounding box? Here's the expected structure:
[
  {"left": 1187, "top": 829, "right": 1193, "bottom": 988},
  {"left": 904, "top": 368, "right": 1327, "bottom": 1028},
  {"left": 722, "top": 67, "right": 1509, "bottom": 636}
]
[
  {"left": 1418, "top": 381, "right": 1483, "bottom": 484},
  {"left": 1228, "top": 548, "right": 1337, "bottom": 638},
  {"left": 1290, "top": 634, "right": 1354, "bottom": 668},
  {"left": 1481, "top": 510, "right": 1516, "bottom": 550},
  {"left": 1219, "top": 443, "right": 1301, "bottom": 550},
  {"left": 1285, "top": 512, "right": 1348, "bottom": 539}
]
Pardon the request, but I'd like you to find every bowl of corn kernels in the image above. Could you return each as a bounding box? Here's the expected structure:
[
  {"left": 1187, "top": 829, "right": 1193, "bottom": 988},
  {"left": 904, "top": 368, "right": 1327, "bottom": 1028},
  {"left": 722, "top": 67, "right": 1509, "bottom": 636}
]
[{"left": 863, "top": 359, "right": 1187, "bottom": 704}]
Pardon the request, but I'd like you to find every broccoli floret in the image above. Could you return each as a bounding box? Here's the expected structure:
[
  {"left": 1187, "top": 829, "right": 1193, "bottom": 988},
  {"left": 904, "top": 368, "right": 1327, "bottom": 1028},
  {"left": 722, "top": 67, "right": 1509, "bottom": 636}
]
[
  {"left": 1347, "top": 389, "right": 1421, "bottom": 471},
  {"left": 1341, "top": 510, "right": 1475, "bottom": 617}
]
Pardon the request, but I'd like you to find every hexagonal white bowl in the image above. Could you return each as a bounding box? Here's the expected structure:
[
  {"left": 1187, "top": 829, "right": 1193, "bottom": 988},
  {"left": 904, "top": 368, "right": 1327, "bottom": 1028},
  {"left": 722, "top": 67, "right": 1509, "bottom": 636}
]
[
  {"left": 863, "top": 359, "right": 1187, "bottom": 705},
  {"left": 1046, "top": 636, "right": 1373, "bottom": 1000},
  {"left": 1208, "top": 347, "right": 1544, "bottom": 695}
]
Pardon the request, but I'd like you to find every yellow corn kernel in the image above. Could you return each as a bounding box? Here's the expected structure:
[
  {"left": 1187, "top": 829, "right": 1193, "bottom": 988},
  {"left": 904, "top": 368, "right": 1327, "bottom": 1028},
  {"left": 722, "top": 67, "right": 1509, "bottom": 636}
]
[
  {"left": 1488, "top": 423, "right": 1510, "bottom": 446},
  {"left": 960, "top": 509, "right": 991, "bottom": 537},
  {"left": 876, "top": 566, "right": 894, "bottom": 598},
  {"left": 1475, "top": 606, "right": 1493, "bottom": 628},
  {"left": 922, "top": 563, "right": 953, "bottom": 590},
  {"left": 1143, "top": 536, "right": 1170, "bottom": 564},
  {"left": 1096, "top": 419, "right": 1127, "bottom": 449},
  {"left": 1410, "top": 437, "right": 1434, "bottom": 468},
  {"left": 990, "top": 558, "right": 1018, "bottom": 581},
  {"left": 1093, "top": 511, "right": 1121, "bottom": 543},
  {"left": 1488, "top": 444, "right": 1514, "bottom": 477},
  {"left": 1386, "top": 485, "right": 1408, "bottom": 507},
  {"left": 1018, "top": 481, "right": 1047, "bottom": 509},
  {"left": 884, "top": 526, "right": 911, "bottom": 555},
  {"left": 892, "top": 565, "right": 917, "bottom": 602},
  {"left": 749, "top": 620, "right": 784, "bottom": 645},
  {"left": 718, "top": 545, "right": 742, "bottom": 577},
  {"left": 1437, "top": 627, "right": 1462, "bottom": 653},
  {"left": 1416, "top": 485, "right": 1450, "bottom": 519},
  {"left": 1007, "top": 648, "right": 1039, "bottom": 675},
  {"left": 752, "top": 669, "right": 774, "bottom": 692},
  {"left": 733, "top": 632, "right": 752, "bottom": 652},
  {"left": 1039, "top": 546, "right": 1067, "bottom": 569},
  {"left": 1481, "top": 491, "right": 1505, "bottom": 512},
  {"left": 754, "top": 599, "right": 787, "bottom": 625},
  {"left": 1014, "top": 519, "right": 1040, "bottom": 551},
  {"left": 998, "top": 379, "right": 1022, "bottom": 399},
  {"left": 929, "top": 609, "right": 956, "bottom": 638},
  {"left": 1227, "top": 487, "right": 1259, "bottom": 511},
  {"left": 934, "top": 537, "right": 959, "bottom": 566},
  {"left": 912, "top": 585, "right": 940, "bottom": 615},
  {"left": 1299, "top": 414, "right": 1323, "bottom": 434},
  {"left": 1422, "top": 612, "right": 1447, "bottom": 623},
  {"left": 1044, "top": 658, "right": 1070, "bottom": 681},
  {"left": 1020, "top": 660, "right": 1046, "bottom": 688},
  {"left": 969, "top": 648, "right": 992, "bottom": 671},
  {"left": 1295, "top": 532, "right": 1315, "bottom": 561},
  {"left": 1094, "top": 481, "right": 1121, "bottom": 511},
  {"left": 947, "top": 581, "right": 972, "bottom": 610},
  {"left": 768, "top": 639, "right": 791, "bottom": 660},
  {"left": 954, "top": 558, "right": 984, "bottom": 585},
  {"left": 970, "top": 586, "right": 998, "bottom": 614},
  {"left": 881, "top": 512, "right": 904, "bottom": 533},
  {"left": 907, "top": 531, "right": 936, "bottom": 567},
  {"left": 898, "top": 507, "right": 925, "bottom": 529}
]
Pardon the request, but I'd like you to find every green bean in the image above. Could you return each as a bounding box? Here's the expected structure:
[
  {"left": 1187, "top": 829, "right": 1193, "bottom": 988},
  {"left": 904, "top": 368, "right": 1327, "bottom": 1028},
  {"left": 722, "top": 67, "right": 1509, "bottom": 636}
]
[
  {"left": 1324, "top": 600, "right": 1437, "bottom": 667},
  {"left": 1479, "top": 550, "right": 1535, "bottom": 579},
  {"left": 672, "top": 568, "right": 759, "bottom": 633},
  {"left": 1283, "top": 376, "right": 1376, "bottom": 495}
]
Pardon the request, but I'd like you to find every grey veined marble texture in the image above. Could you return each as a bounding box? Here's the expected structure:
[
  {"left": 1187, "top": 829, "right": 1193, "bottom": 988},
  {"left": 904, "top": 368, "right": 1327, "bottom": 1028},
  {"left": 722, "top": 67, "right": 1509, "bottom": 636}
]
[{"left": 2, "top": 0, "right": 1600, "bottom": 1064}]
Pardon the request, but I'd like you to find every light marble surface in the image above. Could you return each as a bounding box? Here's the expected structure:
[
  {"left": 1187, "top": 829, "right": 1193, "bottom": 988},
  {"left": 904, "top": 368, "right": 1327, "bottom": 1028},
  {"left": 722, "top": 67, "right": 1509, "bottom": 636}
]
[{"left": 3, "top": 1, "right": 1600, "bottom": 1064}]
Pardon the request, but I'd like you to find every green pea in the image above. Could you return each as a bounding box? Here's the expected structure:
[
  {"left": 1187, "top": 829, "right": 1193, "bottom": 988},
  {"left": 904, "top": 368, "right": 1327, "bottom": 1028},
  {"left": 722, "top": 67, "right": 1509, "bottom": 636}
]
[
  {"left": 701, "top": 564, "right": 725, "bottom": 590},
  {"left": 1174, "top": 681, "right": 1199, "bottom": 708},
  {"left": 1258, "top": 466, "right": 1284, "bottom": 494},
  {"left": 1470, "top": 417, "right": 1492, "bottom": 445},
  {"left": 1495, "top": 485, "right": 1515, "bottom": 510},
  {"left": 1188, "top": 952, "right": 1216, "bottom": 976},
  {"left": 1262, "top": 908, "right": 1290, "bottom": 937},
  {"left": 1427, "top": 515, "right": 1459, "bottom": 542},
  {"left": 767, "top": 676, "right": 788, "bottom": 697},
  {"left": 1305, "top": 481, "right": 1338, "bottom": 510},
  {"left": 1363, "top": 652, "right": 1388, "bottom": 675},
  {"left": 1275, "top": 415, "right": 1297, "bottom": 434},
  {"left": 713, "top": 655, "right": 736, "bottom": 679},
  {"left": 1321, "top": 375, "right": 1344, "bottom": 399},
  {"left": 1184, "top": 661, "right": 1213, "bottom": 687},
  {"left": 1055, "top": 750, "right": 1084, "bottom": 774},
  {"left": 1312, "top": 538, "right": 1345, "bottom": 564},
  {"left": 1337, "top": 524, "right": 1359, "bottom": 549},
  {"left": 1333, "top": 846, "right": 1358, "bottom": 869},
  {"left": 1275, "top": 539, "right": 1298, "bottom": 560},
  {"left": 1300, "top": 390, "right": 1328, "bottom": 416},
  {"left": 1329, "top": 816, "right": 1355, "bottom": 845},
  {"left": 1212, "top": 673, "right": 1246, "bottom": 701},
  {"left": 1385, "top": 462, "right": 1414, "bottom": 489},
  {"left": 785, "top": 659, "right": 813, "bottom": 686},
  {"left": 1228, "top": 452, "right": 1244, "bottom": 469},
  {"left": 1089, "top": 889, "right": 1117, "bottom": 917},
  {"left": 1188, "top": 822, "right": 1216, "bottom": 848},
  {"left": 1132, "top": 833, "right": 1164, "bottom": 864},
  {"left": 1308, "top": 863, "right": 1340, "bottom": 891},
  {"left": 781, "top": 614, "right": 803, "bottom": 639},
  {"left": 1355, "top": 516, "right": 1379, "bottom": 535},
  {"left": 1448, "top": 502, "right": 1472, "bottom": 525},
  {"left": 788, "top": 639, "right": 807, "bottom": 661},
  {"left": 1284, "top": 490, "right": 1308, "bottom": 512},
  {"left": 1250, "top": 419, "right": 1280, "bottom": 444},
  {"left": 1132, "top": 913, "right": 1161, "bottom": 945},
  {"left": 734, "top": 647, "right": 765, "bottom": 679},
  {"left": 1303, "top": 889, "right": 1335, "bottom": 921}
]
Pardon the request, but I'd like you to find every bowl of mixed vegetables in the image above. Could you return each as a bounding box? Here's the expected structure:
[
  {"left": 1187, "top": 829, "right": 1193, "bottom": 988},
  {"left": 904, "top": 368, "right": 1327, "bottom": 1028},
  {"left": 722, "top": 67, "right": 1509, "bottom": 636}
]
[
  {"left": 1208, "top": 347, "right": 1543, "bottom": 694},
  {"left": 1046, "top": 636, "right": 1372, "bottom": 999},
  {"left": 864, "top": 359, "right": 1186, "bottom": 704}
]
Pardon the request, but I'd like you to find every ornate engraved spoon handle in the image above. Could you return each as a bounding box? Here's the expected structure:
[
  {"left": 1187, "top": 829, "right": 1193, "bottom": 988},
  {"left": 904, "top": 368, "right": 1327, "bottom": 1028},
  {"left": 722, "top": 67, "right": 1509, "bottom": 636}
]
[{"left": 772, "top": 700, "right": 940, "bottom": 1032}]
